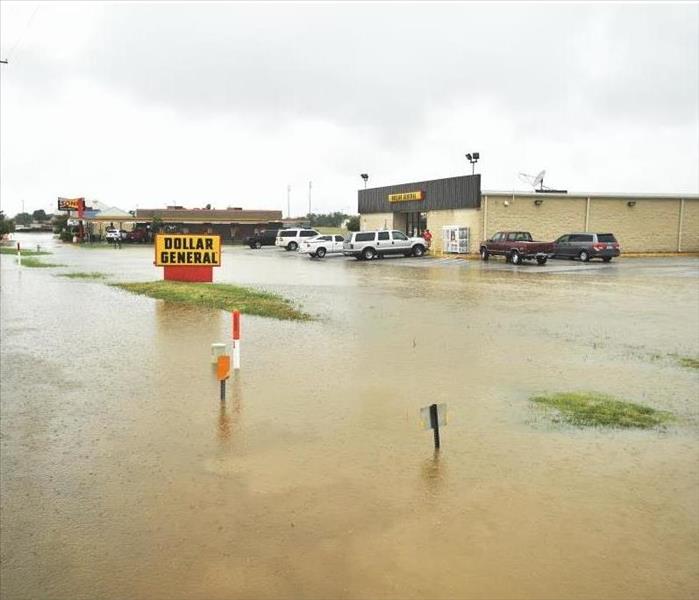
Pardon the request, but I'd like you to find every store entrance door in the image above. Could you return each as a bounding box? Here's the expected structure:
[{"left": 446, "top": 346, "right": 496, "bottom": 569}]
[{"left": 405, "top": 212, "right": 427, "bottom": 237}]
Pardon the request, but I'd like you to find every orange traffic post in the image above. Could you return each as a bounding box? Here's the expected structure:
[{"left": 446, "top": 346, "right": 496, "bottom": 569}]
[{"left": 217, "top": 355, "right": 231, "bottom": 401}]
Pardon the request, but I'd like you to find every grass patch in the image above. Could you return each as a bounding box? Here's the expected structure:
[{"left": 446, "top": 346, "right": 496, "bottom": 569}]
[
  {"left": 59, "top": 272, "right": 108, "bottom": 279},
  {"left": 19, "top": 257, "right": 65, "bottom": 268},
  {"left": 75, "top": 243, "right": 127, "bottom": 249},
  {"left": 111, "top": 280, "right": 312, "bottom": 321},
  {"left": 677, "top": 357, "right": 699, "bottom": 370},
  {"left": 0, "top": 247, "right": 51, "bottom": 256},
  {"left": 531, "top": 392, "right": 673, "bottom": 429}
]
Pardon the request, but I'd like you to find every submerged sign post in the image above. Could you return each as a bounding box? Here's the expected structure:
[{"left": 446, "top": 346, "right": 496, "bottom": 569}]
[
  {"left": 420, "top": 403, "right": 447, "bottom": 450},
  {"left": 154, "top": 234, "right": 221, "bottom": 282}
]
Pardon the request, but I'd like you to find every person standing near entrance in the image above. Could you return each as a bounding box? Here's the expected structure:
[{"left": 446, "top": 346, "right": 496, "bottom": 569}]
[{"left": 422, "top": 228, "right": 433, "bottom": 250}]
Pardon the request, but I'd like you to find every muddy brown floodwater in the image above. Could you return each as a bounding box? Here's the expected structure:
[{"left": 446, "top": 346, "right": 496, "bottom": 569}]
[{"left": 2, "top": 233, "right": 698, "bottom": 600}]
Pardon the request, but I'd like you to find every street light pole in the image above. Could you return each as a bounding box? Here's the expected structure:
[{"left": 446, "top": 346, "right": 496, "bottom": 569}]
[
  {"left": 308, "top": 181, "right": 312, "bottom": 217},
  {"left": 287, "top": 185, "right": 291, "bottom": 219},
  {"left": 465, "top": 152, "right": 480, "bottom": 175}
]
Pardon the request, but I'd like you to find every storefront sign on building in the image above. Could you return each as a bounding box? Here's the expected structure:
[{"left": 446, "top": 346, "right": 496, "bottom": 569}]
[
  {"left": 388, "top": 191, "right": 424, "bottom": 203},
  {"left": 154, "top": 234, "right": 221, "bottom": 282}
]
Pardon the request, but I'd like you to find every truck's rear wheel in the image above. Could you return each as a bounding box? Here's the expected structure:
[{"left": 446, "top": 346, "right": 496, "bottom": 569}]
[
  {"left": 510, "top": 251, "right": 522, "bottom": 265},
  {"left": 362, "top": 247, "right": 376, "bottom": 260},
  {"left": 536, "top": 256, "right": 547, "bottom": 265},
  {"left": 480, "top": 247, "right": 489, "bottom": 261},
  {"left": 287, "top": 242, "right": 298, "bottom": 251},
  {"left": 578, "top": 250, "right": 589, "bottom": 262},
  {"left": 316, "top": 247, "right": 326, "bottom": 258},
  {"left": 254, "top": 241, "right": 262, "bottom": 249}
]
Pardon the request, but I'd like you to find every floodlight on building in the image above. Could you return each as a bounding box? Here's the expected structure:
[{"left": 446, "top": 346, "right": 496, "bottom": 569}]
[
  {"left": 465, "top": 152, "right": 480, "bottom": 175},
  {"left": 361, "top": 173, "right": 369, "bottom": 189}
]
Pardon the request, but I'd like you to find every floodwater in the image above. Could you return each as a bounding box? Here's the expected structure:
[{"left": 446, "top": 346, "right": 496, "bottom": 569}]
[{"left": 1, "top": 232, "right": 698, "bottom": 600}]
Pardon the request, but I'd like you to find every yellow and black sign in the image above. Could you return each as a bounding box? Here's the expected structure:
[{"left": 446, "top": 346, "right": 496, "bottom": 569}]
[
  {"left": 155, "top": 234, "right": 221, "bottom": 266},
  {"left": 388, "top": 191, "right": 424, "bottom": 203}
]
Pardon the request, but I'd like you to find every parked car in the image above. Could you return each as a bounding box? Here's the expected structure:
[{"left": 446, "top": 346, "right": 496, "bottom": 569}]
[
  {"left": 124, "top": 228, "right": 149, "bottom": 243},
  {"left": 105, "top": 228, "right": 126, "bottom": 243},
  {"left": 275, "top": 228, "right": 320, "bottom": 251},
  {"left": 552, "top": 233, "right": 620, "bottom": 262},
  {"left": 342, "top": 230, "right": 427, "bottom": 260},
  {"left": 479, "top": 231, "right": 554, "bottom": 265},
  {"left": 246, "top": 229, "right": 281, "bottom": 249},
  {"left": 298, "top": 234, "right": 345, "bottom": 258}
]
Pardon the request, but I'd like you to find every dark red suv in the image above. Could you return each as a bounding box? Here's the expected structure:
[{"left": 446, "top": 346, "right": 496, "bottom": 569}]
[{"left": 124, "top": 229, "right": 150, "bottom": 243}]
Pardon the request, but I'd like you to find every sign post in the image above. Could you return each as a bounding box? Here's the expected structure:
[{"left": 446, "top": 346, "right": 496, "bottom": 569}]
[{"left": 420, "top": 403, "right": 447, "bottom": 450}]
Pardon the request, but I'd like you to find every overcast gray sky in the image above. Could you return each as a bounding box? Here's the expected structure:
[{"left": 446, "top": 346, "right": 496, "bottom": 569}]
[{"left": 1, "top": 1, "right": 697, "bottom": 217}]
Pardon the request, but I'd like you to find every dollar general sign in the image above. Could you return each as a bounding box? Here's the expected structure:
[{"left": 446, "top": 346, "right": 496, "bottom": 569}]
[{"left": 155, "top": 234, "right": 221, "bottom": 266}]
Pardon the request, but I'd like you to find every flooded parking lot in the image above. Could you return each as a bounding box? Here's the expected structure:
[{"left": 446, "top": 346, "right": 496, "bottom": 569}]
[{"left": 2, "top": 233, "right": 698, "bottom": 599}]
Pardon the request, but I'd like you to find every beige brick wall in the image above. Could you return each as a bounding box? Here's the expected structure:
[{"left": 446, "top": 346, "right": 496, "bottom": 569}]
[
  {"left": 483, "top": 195, "right": 586, "bottom": 242},
  {"left": 680, "top": 199, "right": 699, "bottom": 252},
  {"left": 427, "top": 208, "right": 482, "bottom": 253},
  {"left": 360, "top": 212, "right": 392, "bottom": 231},
  {"left": 358, "top": 197, "right": 698, "bottom": 254},
  {"left": 588, "top": 198, "right": 681, "bottom": 252}
]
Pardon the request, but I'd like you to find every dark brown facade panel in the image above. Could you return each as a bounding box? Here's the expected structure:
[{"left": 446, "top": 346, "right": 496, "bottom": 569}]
[{"left": 358, "top": 174, "right": 481, "bottom": 214}]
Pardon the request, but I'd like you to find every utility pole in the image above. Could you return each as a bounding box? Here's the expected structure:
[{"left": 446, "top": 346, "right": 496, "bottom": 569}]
[
  {"left": 308, "top": 181, "right": 312, "bottom": 218},
  {"left": 287, "top": 185, "right": 291, "bottom": 219}
]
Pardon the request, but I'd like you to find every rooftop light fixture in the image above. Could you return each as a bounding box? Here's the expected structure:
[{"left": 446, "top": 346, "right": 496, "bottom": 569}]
[{"left": 465, "top": 152, "right": 480, "bottom": 175}]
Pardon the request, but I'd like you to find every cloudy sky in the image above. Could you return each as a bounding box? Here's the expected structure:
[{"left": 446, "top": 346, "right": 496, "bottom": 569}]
[{"left": 1, "top": 1, "right": 697, "bottom": 218}]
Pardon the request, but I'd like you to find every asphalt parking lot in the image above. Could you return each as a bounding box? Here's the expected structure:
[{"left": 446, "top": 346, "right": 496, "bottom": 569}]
[{"left": 2, "top": 233, "right": 698, "bottom": 600}]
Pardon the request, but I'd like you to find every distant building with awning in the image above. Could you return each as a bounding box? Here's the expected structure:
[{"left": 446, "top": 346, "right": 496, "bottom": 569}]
[{"left": 135, "top": 207, "right": 283, "bottom": 244}]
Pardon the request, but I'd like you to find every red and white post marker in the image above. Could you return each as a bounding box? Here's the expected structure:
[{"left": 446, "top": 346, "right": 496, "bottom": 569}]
[{"left": 232, "top": 310, "right": 241, "bottom": 370}]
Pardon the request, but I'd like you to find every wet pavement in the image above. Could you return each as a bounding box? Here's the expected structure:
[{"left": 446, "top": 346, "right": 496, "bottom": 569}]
[{"left": 2, "top": 233, "right": 698, "bottom": 599}]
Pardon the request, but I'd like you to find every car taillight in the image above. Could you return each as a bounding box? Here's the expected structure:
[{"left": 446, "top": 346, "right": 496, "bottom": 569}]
[{"left": 593, "top": 243, "right": 606, "bottom": 251}]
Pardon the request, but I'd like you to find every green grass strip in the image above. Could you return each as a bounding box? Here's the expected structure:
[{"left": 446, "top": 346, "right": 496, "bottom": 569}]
[
  {"left": 19, "top": 257, "right": 65, "bottom": 268},
  {"left": 112, "top": 280, "right": 311, "bottom": 321},
  {"left": 531, "top": 392, "right": 673, "bottom": 429},
  {"left": 59, "top": 272, "right": 108, "bottom": 279},
  {"left": 678, "top": 357, "right": 699, "bottom": 370},
  {"left": 0, "top": 247, "right": 51, "bottom": 256}
]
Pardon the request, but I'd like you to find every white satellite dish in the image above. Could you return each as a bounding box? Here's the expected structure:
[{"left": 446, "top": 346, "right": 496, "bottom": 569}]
[
  {"left": 518, "top": 169, "right": 547, "bottom": 191},
  {"left": 532, "top": 170, "right": 546, "bottom": 190}
]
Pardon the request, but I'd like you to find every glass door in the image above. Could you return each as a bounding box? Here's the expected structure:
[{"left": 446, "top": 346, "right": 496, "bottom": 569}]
[{"left": 405, "top": 212, "right": 427, "bottom": 237}]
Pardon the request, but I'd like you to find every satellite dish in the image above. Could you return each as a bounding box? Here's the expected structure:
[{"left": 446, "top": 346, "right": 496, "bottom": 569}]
[{"left": 533, "top": 170, "right": 546, "bottom": 190}]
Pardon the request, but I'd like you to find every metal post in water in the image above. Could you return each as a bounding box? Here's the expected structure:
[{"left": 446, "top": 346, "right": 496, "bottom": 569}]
[
  {"left": 217, "top": 355, "right": 231, "bottom": 402},
  {"left": 16, "top": 242, "right": 21, "bottom": 265},
  {"left": 430, "top": 403, "right": 441, "bottom": 450}
]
